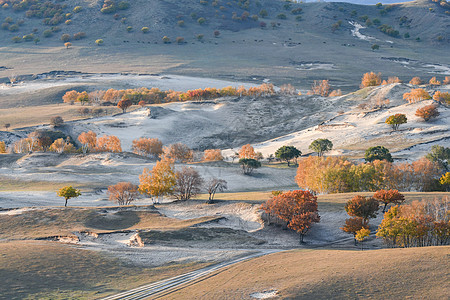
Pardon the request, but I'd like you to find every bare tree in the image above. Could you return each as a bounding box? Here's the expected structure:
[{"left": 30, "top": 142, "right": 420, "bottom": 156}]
[
  {"left": 107, "top": 182, "right": 139, "bottom": 206},
  {"left": 206, "top": 178, "right": 227, "bottom": 204},
  {"left": 174, "top": 167, "right": 203, "bottom": 200},
  {"left": 8, "top": 73, "right": 17, "bottom": 86}
]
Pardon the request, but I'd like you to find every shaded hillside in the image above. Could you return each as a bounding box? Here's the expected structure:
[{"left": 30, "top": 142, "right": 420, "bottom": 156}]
[{"left": 0, "top": 0, "right": 448, "bottom": 90}]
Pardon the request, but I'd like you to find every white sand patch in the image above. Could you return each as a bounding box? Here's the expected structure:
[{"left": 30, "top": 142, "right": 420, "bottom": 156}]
[
  {"left": 424, "top": 64, "right": 450, "bottom": 75},
  {"left": 250, "top": 290, "right": 278, "bottom": 299},
  {"left": 349, "top": 21, "right": 376, "bottom": 42}
]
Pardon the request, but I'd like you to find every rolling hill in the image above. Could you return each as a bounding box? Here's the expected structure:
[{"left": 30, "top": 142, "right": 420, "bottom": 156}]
[{"left": 0, "top": 0, "right": 448, "bottom": 90}]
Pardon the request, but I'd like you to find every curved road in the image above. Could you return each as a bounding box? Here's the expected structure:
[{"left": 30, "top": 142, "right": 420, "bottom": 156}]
[
  {"left": 101, "top": 250, "right": 281, "bottom": 300},
  {"left": 101, "top": 235, "right": 366, "bottom": 300}
]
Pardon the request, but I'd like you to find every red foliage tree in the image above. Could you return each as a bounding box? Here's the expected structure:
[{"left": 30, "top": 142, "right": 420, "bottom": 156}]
[
  {"left": 341, "top": 217, "right": 368, "bottom": 245},
  {"left": 345, "top": 195, "right": 379, "bottom": 225},
  {"left": 261, "top": 190, "right": 320, "bottom": 243},
  {"left": 117, "top": 99, "right": 132, "bottom": 113},
  {"left": 373, "top": 189, "right": 405, "bottom": 212}
]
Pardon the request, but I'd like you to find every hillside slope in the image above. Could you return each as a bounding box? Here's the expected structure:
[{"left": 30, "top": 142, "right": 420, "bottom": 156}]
[{"left": 0, "top": 0, "right": 448, "bottom": 90}]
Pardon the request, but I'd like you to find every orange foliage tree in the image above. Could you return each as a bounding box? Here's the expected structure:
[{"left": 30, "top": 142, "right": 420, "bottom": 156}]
[
  {"left": 203, "top": 149, "right": 224, "bottom": 161},
  {"left": 444, "top": 76, "right": 450, "bottom": 85},
  {"left": 429, "top": 77, "right": 441, "bottom": 86},
  {"left": 433, "top": 91, "right": 450, "bottom": 104},
  {"left": 403, "top": 88, "right": 431, "bottom": 103},
  {"left": 415, "top": 104, "right": 439, "bottom": 121},
  {"left": 238, "top": 144, "right": 256, "bottom": 159},
  {"left": 107, "top": 182, "right": 139, "bottom": 205},
  {"left": 409, "top": 77, "right": 422, "bottom": 85},
  {"left": 373, "top": 189, "right": 405, "bottom": 212},
  {"left": 360, "top": 72, "right": 382, "bottom": 88},
  {"left": 345, "top": 195, "right": 379, "bottom": 225},
  {"left": 261, "top": 190, "right": 320, "bottom": 243},
  {"left": 132, "top": 137, "right": 163, "bottom": 158},
  {"left": 62, "top": 90, "right": 79, "bottom": 103},
  {"left": 341, "top": 217, "right": 368, "bottom": 245},
  {"left": 78, "top": 131, "right": 97, "bottom": 154},
  {"left": 96, "top": 135, "right": 122, "bottom": 152}
]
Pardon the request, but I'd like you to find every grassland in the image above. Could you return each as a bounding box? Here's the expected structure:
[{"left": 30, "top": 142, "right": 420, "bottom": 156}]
[
  {"left": 0, "top": 240, "right": 210, "bottom": 300},
  {"left": 163, "top": 246, "right": 450, "bottom": 299}
]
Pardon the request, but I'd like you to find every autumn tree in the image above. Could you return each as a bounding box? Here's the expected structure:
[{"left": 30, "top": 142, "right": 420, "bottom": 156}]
[
  {"left": 206, "top": 178, "right": 227, "bottom": 204},
  {"left": 440, "top": 172, "right": 450, "bottom": 191},
  {"left": 117, "top": 99, "right": 132, "bottom": 113},
  {"left": 239, "top": 158, "right": 261, "bottom": 175},
  {"left": 415, "top": 104, "right": 439, "bottom": 121},
  {"left": 107, "top": 182, "right": 139, "bottom": 205},
  {"left": 385, "top": 113, "right": 407, "bottom": 130},
  {"left": 355, "top": 228, "right": 370, "bottom": 250},
  {"left": 429, "top": 77, "right": 441, "bottom": 86},
  {"left": 365, "top": 146, "right": 393, "bottom": 162},
  {"left": 373, "top": 189, "right": 405, "bottom": 212},
  {"left": 37, "top": 135, "right": 53, "bottom": 152},
  {"left": 275, "top": 146, "right": 301, "bottom": 166},
  {"left": 64, "top": 42, "right": 72, "bottom": 49},
  {"left": 50, "top": 138, "right": 70, "bottom": 153},
  {"left": 62, "top": 90, "right": 79, "bottom": 103},
  {"left": 341, "top": 217, "right": 368, "bottom": 245},
  {"left": 164, "top": 143, "right": 193, "bottom": 162},
  {"left": 239, "top": 144, "right": 256, "bottom": 159},
  {"left": 132, "top": 137, "right": 163, "bottom": 158},
  {"left": 174, "top": 167, "right": 203, "bottom": 200},
  {"left": 433, "top": 91, "right": 450, "bottom": 104},
  {"left": 360, "top": 72, "right": 382, "bottom": 88},
  {"left": 96, "top": 135, "right": 122, "bottom": 152},
  {"left": 77, "top": 91, "right": 89, "bottom": 105},
  {"left": 309, "top": 139, "right": 333, "bottom": 157},
  {"left": 409, "top": 77, "right": 422, "bottom": 85},
  {"left": 403, "top": 88, "right": 431, "bottom": 103},
  {"left": 57, "top": 186, "right": 81, "bottom": 207},
  {"left": 78, "top": 131, "right": 97, "bottom": 154},
  {"left": 309, "top": 80, "right": 330, "bottom": 97},
  {"left": 139, "top": 156, "right": 176, "bottom": 203},
  {"left": 345, "top": 195, "right": 379, "bottom": 225},
  {"left": 203, "top": 149, "right": 224, "bottom": 161},
  {"left": 0, "top": 141, "right": 6, "bottom": 154},
  {"left": 261, "top": 190, "right": 320, "bottom": 243}
]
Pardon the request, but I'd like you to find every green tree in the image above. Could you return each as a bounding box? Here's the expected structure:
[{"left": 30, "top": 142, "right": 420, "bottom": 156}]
[
  {"left": 365, "top": 146, "right": 393, "bottom": 162},
  {"left": 426, "top": 145, "right": 450, "bottom": 171},
  {"left": 275, "top": 146, "right": 301, "bottom": 167},
  {"left": 239, "top": 158, "right": 261, "bottom": 175},
  {"left": 385, "top": 113, "right": 407, "bottom": 131},
  {"left": 309, "top": 139, "right": 333, "bottom": 157},
  {"left": 57, "top": 186, "right": 81, "bottom": 207}
]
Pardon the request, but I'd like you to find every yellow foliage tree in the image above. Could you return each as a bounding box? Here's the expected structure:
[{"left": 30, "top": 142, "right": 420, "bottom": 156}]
[
  {"left": 139, "top": 156, "right": 176, "bottom": 203},
  {"left": 429, "top": 77, "right": 441, "bottom": 86},
  {"left": 0, "top": 141, "right": 6, "bottom": 153},
  {"left": 360, "top": 72, "right": 382, "bottom": 88},
  {"left": 403, "top": 88, "right": 431, "bottom": 103}
]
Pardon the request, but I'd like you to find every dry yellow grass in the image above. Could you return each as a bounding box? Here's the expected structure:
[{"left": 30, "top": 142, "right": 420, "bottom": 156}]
[
  {"left": 164, "top": 246, "right": 450, "bottom": 299},
  {"left": 0, "top": 240, "right": 209, "bottom": 299},
  {"left": 0, "top": 207, "right": 221, "bottom": 239}
]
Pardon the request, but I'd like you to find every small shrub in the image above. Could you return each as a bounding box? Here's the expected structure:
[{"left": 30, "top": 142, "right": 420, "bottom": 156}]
[
  {"left": 65, "top": 20, "right": 72, "bottom": 25},
  {"left": 141, "top": 27, "right": 149, "bottom": 33},
  {"left": 11, "top": 36, "right": 21, "bottom": 43},
  {"left": 178, "top": 20, "right": 185, "bottom": 27},
  {"left": 176, "top": 37, "right": 184, "bottom": 44},
  {"left": 95, "top": 39, "right": 104, "bottom": 46},
  {"left": 277, "top": 13, "right": 287, "bottom": 20},
  {"left": 43, "top": 29, "right": 53, "bottom": 37},
  {"left": 73, "top": 6, "right": 82, "bottom": 13},
  {"left": 61, "top": 33, "right": 71, "bottom": 42},
  {"left": 197, "top": 17, "right": 206, "bottom": 25},
  {"left": 126, "top": 26, "right": 132, "bottom": 32},
  {"left": 415, "top": 105, "right": 439, "bottom": 121},
  {"left": 196, "top": 34, "right": 204, "bottom": 41}
]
